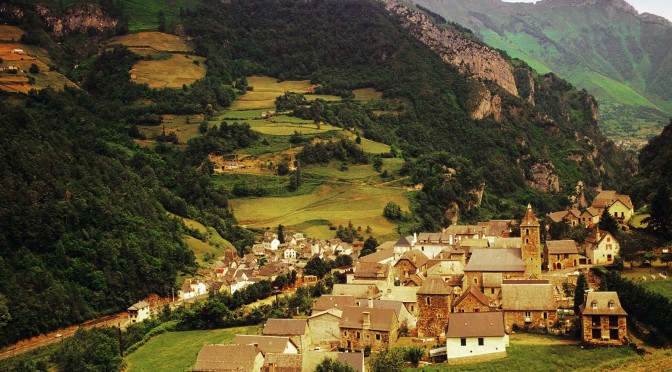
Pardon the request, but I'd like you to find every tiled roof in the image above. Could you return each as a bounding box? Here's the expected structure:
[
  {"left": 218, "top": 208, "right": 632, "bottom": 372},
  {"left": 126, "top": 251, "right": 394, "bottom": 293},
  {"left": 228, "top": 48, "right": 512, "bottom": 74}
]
[
  {"left": 520, "top": 204, "right": 540, "bottom": 227},
  {"left": 463, "top": 248, "right": 525, "bottom": 272},
  {"left": 482, "top": 272, "right": 503, "bottom": 288},
  {"left": 581, "top": 292, "right": 627, "bottom": 316},
  {"left": 263, "top": 353, "right": 302, "bottom": 372},
  {"left": 234, "top": 335, "right": 295, "bottom": 354},
  {"left": 546, "top": 240, "right": 579, "bottom": 254},
  {"left": 454, "top": 285, "right": 490, "bottom": 308},
  {"left": 417, "top": 275, "right": 452, "bottom": 295},
  {"left": 337, "top": 352, "right": 365, "bottom": 372},
  {"left": 501, "top": 283, "right": 556, "bottom": 310},
  {"left": 193, "top": 344, "right": 261, "bottom": 371},
  {"left": 358, "top": 247, "right": 395, "bottom": 263},
  {"left": 339, "top": 306, "right": 396, "bottom": 332},
  {"left": 446, "top": 312, "right": 506, "bottom": 338},
  {"left": 312, "top": 295, "right": 359, "bottom": 312},
  {"left": 353, "top": 262, "right": 390, "bottom": 279},
  {"left": 396, "top": 250, "right": 429, "bottom": 268},
  {"left": 263, "top": 319, "right": 307, "bottom": 336},
  {"left": 331, "top": 284, "right": 381, "bottom": 299},
  {"left": 547, "top": 211, "right": 570, "bottom": 223},
  {"left": 128, "top": 301, "right": 149, "bottom": 310}
]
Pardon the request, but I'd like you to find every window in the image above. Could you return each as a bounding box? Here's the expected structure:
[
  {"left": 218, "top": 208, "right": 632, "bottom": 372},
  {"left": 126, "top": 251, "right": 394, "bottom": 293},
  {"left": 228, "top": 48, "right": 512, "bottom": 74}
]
[
  {"left": 474, "top": 278, "right": 478, "bottom": 284},
  {"left": 460, "top": 338, "right": 466, "bottom": 346},
  {"left": 376, "top": 334, "right": 381, "bottom": 340},
  {"left": 564, "top": 254, "right": 569, "bottom": 259},
  {"left": 356, "top": 332, "right": 360, "bottom": 339},
  {"left": 411, "top": 305, "right": 414, "bottom": 312},
  {"left": 343, "top": 331, "right": 347, "bottom": 336},
  {"left": 526, "top": 238, "right": 529, "bottom": 244},
  {"left": 478, "top": 338, "right": 484, "bottom": 346},
  {"left": 491, "top": 288, "right": 495, "bottom": 295},
  {"left": 474, "top": 308, "right": 480, "bottom": 312},
  {"left": 524, "top": 311, "right": 531, "bottom": 322},
  {"left": 526, "top": 229, "right": 530, "bottom": 236},
  {"left": 426, "top": 297, "right": 431, "bottom": 306},
  {"left": 591, "top": 301, "right": 598, "bottom": 309},
  {"left": 607, "top": 237, "right": 611, "bottom": 242},
  {"left": 621, "top": 212, "right": 625, "bottom": 218},
  {"left": 608, "top": 301, "right": 615, "bottom": 310},
  {"left": 543, "top": 312, "right": 548, "bottom": 320}
]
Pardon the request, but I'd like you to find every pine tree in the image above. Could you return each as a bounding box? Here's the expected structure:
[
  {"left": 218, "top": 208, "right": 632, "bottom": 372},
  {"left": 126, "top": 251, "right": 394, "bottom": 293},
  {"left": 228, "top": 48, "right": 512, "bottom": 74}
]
[
  {"left": 598, "top": 208, "right": 620, "bottom": 235},
  {"left": 277, "top": 224, "right": 285, "bottom": 244},
  {"left": 574, "top": 272, "right": 588, "bottom": 314}
]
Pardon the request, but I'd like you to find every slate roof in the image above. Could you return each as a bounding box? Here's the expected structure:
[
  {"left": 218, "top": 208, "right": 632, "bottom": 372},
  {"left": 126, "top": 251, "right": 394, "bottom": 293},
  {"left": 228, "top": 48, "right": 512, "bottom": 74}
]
[
  {"left": 358, "top": 299, "right": 405, "bottom": 320},
  {"left": 312, "top": 295, "right": 360, "bottom": 312},
  {"left": 394, "top": 236, "right": 413, "bottom": 247},
  {"left": 454, "top": 285, "right": 490, "bottom": 308},
  {"left": 548, "top": 211, "right": 570, "bottom": 223},
  {"left": 417, "top": 275, "right": 452, "bottom": 295},
  {"left": 263, "top": 353, "right": 302, "bottom": 372},
  {"left": 263, "top": 319, "right": 307, "bottom": 336},
  {"left": 234, "top": 335, "right": 296, "bottom": 354},
  {"left": 193, "top": 344, "right": 261, "bottom": 372},
  {"left": 592, "top": 190, "right": 634, "bottom": 210},
  {"left": 384, "top": 286, "right": 419, "bottom": 303},
  {"left": 581, "top": 292, "right": 627, "bottom": 316},
  {"left": 426, "top": 260, "right": 463, "bottom": 276},
  {"left": 309, "top": 308, "right": 343, "bottom": 320},
  {"left": 501, "top": 283, "right": 556, "bottom": 311},
  {"left": 482, "top": 272, "right": 503, "bottom": 288},
  {"left": 337, "top": 352, "right": 365, "bottom": 372},
  {"left": 490, "top": 238, "right": 522, "bottom": 249},
  {"left": 546, "top": 240, "right": 579, "bottom": 255},
  {"left": 446, "top": 312, "right": 506, "bottom": 338},
  {"left": 339, "top": 306, "right": 396, "bottom": 332},
  {"left": 477, "top": 220, "right": 516, "bottom": 237},
  {"left": 520, "top": 204, "right": 540, "bottom": 227},
  {"left": 358, "top": 247, "right": 395, "bottom": 263},
  {"left": 354, "top": 262, "right": 390, "bottom": 279},
  {"left": 584, "top": 228, "right": 616, "bottom": 246},
  {"left": 128, "top": 301, "right": 149, "bottom": 310},
  {"left": 396, "top": 250, "right": 429, "bottom": 268},
  {"left": 463, "top": 248, "right": 526, "bottom": 272},
  {"left": 331, "top": 284, "right": 381, "bottom": 299},
  {"left": 582, "top": 207, "right": 601, "bottom": 217}
]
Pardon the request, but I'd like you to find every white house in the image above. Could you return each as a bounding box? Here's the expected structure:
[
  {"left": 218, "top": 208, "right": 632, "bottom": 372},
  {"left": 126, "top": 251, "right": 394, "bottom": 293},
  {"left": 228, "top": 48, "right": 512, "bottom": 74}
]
[
  {"left": 128, "top": 301, "right": 151, "bottom": 323},
  {"left": 584, "top": 229, "right": 620, "bottom": 265},
  {"left": 283, "top": 247, "right": 297, "bottom": 260},
  {"left": 445, "top": 312, "right": 508, "bottom": 362},
  {"left": 179, "top": 279, "right": 208, "bottom": 300}
]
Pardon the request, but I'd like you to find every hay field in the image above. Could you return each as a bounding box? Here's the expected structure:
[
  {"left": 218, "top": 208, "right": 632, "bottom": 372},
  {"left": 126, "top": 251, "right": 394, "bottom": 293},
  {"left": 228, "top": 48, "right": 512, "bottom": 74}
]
[
  {"left": 130, "top": 54, "right": 206, "bottom": 89},
  {"left": 138, "top": 114, "right": 203, "bottom": 143},
  {"left": 248, "top": 121, "right": 340, "bottom": 136},
  {"left": 353, "top": 87, "right": 383, "bottom": 101},
  {"left": 0, "top": 43, "right": 75, "bottom": 93},
  {"left": 230, "top": 76, "right": 341, "bottom": 110},
  {"left": 108, "top": 32, "right": 192, "bottom": 53},
  {"left": 230, "top": 183, "right": 409, "bottom": 240},
  {"left": 0, "top": 26, "right": 25, "bottom": 42}
]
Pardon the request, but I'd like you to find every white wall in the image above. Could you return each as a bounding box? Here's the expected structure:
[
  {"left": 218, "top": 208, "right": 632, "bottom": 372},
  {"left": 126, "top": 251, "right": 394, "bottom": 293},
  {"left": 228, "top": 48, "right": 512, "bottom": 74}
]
[{"left": 446, "top": 335, "right": 507, "bottom": 360}]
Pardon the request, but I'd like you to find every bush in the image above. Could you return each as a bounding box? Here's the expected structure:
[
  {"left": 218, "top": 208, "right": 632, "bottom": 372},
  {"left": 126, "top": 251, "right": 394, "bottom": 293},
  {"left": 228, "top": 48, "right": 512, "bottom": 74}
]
[{"left": 29, "top": 63, "right": 39, "bottom": 74}]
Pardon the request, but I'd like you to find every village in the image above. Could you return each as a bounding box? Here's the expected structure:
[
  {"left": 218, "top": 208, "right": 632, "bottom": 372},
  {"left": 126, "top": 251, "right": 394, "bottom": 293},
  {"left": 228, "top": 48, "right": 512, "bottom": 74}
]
[{"left": 119, "top": 190, "right": 660, "bottom": 371}]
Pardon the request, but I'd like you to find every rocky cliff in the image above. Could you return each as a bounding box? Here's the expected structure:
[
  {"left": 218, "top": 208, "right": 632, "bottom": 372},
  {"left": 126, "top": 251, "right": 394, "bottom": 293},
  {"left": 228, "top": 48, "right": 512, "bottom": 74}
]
[
  {"left": 36, "top": 4, "right": 117, "bottom": 36},
  {"left": 382, "top": 0, "right": 519, "bottom": 109}
]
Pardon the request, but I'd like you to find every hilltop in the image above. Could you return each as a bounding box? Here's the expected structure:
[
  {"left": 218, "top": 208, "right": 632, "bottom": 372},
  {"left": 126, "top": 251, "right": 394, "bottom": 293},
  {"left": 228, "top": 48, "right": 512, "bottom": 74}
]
[{"left": 412, "top": 0, "right": 672, "bottom": 146}]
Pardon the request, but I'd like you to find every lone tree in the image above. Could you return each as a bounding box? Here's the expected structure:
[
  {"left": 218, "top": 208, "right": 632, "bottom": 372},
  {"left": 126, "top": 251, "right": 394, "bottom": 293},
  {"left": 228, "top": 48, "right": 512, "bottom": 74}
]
[
  {"left": 277, "top": 224, "right": 285, "bottom": 244},
  {"left": 29, "top": 63, "right": 39, "bottom": 74},
  {"left": 574, "top": 272, "right": 589, "bottom": 314}
]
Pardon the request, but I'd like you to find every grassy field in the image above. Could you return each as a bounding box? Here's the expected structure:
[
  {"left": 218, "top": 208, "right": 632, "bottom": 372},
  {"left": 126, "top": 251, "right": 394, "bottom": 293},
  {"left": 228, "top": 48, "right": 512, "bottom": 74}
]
[
  {"left": 247, "top": 121, "right": 341, "bottom": 136},
  {"left": 230, "top": 76, "right": 340, "bottom": 110},
  {"left": 303, "top": 158, "right": 404, "bottom": 182},
  {"left": 130, "top": 54, "right": 206, "bottom": 89},
  {"left": 230, "top": 183, "right": 409, "bottom": 240},
  {"left": 212, "top": 173, "right": 323, "bottom": 198},
  {"left": 0, "top": 43, "right": 76, "bottom": 93},
  {"left": 108, "top": 32, "right": 193, "bottom": 53},
  {"left": 0, "top": 25, "right": 24, "bottom": 41},
  {"left": 125, "top": 325, "right": 260, "bottom": 372},
  {"left": 138, "top": 114, "right": 204, "bottom": 144},
  {"left": 640, "top": 280, "right": 672, "bottom": 301},
  {"left": 408, "top": 334, "right": 637, "bottom": 371},
  {"left": 353, "top": 87, "right": 383, "bottom": 101}
]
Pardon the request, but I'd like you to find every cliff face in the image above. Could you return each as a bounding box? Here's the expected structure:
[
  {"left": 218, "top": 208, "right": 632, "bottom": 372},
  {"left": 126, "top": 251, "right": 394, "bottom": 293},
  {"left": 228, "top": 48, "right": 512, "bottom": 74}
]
[
  {"left": 36, "top": 4, "right": 117, "bottom": 36},
  {"left": 382, "top": 0, "right": 519, "bottom": 104}
]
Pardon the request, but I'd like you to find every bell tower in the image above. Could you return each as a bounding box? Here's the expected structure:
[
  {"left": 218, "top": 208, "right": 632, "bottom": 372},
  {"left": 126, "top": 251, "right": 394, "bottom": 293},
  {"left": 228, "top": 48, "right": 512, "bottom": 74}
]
[{"left": 521, "top": 204, "right": 541, "bottom": 277}]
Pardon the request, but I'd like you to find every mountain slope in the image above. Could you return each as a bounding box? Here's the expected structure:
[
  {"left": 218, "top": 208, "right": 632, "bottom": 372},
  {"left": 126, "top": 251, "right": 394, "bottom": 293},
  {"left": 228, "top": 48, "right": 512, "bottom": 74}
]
[{"left": 412, "top": 0, "right": 672, "bottom": 145}]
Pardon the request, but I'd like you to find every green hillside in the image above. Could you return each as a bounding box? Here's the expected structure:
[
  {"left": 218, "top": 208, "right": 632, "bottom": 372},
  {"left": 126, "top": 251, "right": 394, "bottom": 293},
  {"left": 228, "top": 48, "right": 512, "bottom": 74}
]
[{"left": 413, "top": 0, "right": 672, "bottom": 144}]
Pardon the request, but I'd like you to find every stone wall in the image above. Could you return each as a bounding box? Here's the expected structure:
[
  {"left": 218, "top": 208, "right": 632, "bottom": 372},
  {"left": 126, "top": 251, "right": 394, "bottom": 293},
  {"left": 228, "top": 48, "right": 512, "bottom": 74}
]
[
  {"left": 417, "top": 294, "right": 451, "bottom": 337},
  {"left": 581, "top": 315, "right": 627, "bottom": 345},
  {"left": 503, "top": 310, "right": 556, "bottom": 332},
  {"left": 454, "top": 293, "right": 490, "bottom": 313},
  {"left": 340, "top": 328, "right": 396, "bottom": 351}
]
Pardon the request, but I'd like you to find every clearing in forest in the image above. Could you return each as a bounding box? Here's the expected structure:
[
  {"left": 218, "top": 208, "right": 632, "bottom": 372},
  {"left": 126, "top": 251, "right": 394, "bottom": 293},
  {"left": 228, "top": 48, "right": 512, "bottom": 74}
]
[{"left": 0, "top": 42, "right": 76, "bottom": 93}]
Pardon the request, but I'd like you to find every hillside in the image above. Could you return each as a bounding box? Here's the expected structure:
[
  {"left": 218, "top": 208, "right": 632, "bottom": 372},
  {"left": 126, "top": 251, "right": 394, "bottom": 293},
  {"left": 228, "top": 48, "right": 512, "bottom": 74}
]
[
  {"left": 412, "top": 0, "right": 672, "bottom": 146},
  {"left": 0, "top": 0, "right": 636, "bottom": 347}
]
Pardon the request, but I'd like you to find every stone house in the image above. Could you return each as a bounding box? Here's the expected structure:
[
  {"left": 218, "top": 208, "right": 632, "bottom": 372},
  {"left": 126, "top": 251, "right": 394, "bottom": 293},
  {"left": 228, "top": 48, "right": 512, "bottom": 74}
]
[
  {"left": 445, "top": 312, "right": 508, "bottom": 362},
  {"left": 307, "top": 308, "right": 343, "bottom": 349},
  {"left": 384, "top": 286, "right": 420, "bottom": 318},
  {"left": 128, "top": 301, "right": 150, "bottom": 323},
  {"left": 592, "top": 190, "right": 634, "bottom": 225},
  {"left": 500, "top": 281, "right": 557, "bottom": 331},
  {"left": 546, "top": 209, "right": 581, "bottom": 227},
  {"left": 580, "top": 292, "right": 627, "bottom": 345},
  {"left": 352, "top": 262, "right": 393, "bottom": 291},
  {"left": 262, "top": 353, "right": 302, "bottom": 372},
  {"left": 359, "top": 298, "right": 416, "bottom": 329},
  {"left": 453, "top": 286, "right": 491, "bottom": 313},
  {"left": 463, "top": 248, "right": 526, "bottom": 293},
  {"left": 393, "top": 250, "right": 429, "bottom": 285},
  {"left": 544, "top": 240, "right": 580, "bottom": 271},
  {"left": 580, "top": 207, "right": 601, "bottom": 226},
  {"left": 417, "top": 275, "right": 452, "bottom": 338},
  {"left": 194, "top": 344, "right": 264, "bottom": 372},
  {"left": 331, "top": 284, "right": 381, "bottom": 300},
  {"left": 262, "top": 319, "right": 311, "bottom": 353},
  {"left": 339, "top": 306, "right": 398, "bottom": 351},
  {"left": 584, "top": 228, "right": 619, "bottom": 265}
]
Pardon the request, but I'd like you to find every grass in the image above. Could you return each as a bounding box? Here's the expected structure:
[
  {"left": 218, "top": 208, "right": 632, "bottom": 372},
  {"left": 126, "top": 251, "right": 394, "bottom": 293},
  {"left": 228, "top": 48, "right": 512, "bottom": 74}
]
[
  {"left": 407, "top": 334, "right": 637, "bottom": 371},
  {"left": 130, "top": 54, "right": 206, "bottom": 89},
  {"left": 230, "top": 183, "right": 409, "bottom": 240},
  {"left": 212, "top": 173, "right": 323, "bottom": 198},
  {"left": 108, "top": 32, "right": 193, "bottom": 53},
  {"left": 247, "top": 121, "right": 341, "bottom": 136},
  {"left": 124, "top": 325, "right": 260, "bottom": 372},
  {"left": 303, "top": 158, "right": 404, "bottom": 182},
  {"left": 640, "top": 280, "right": 672, "bottom": 301},
  {"left": 353, "top": 87, "right": 383, "bottom": 101},
  {"left": 230, "top": 76, "right": 341, "bottom": 110},
  {"left": 0, "top": 26, "right": 24, "bottom": 41},
  {"left": 138, "top": 114, "right": 203, "bottom": 144}
]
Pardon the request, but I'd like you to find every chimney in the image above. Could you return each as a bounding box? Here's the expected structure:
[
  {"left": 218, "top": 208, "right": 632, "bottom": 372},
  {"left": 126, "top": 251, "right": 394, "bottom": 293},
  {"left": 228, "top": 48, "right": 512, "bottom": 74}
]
[
  {"left": 367, "top": 297, "right": 373, "bottom": 308},
  {"left": 413, "top": 232, "right": 417, "bottom": 245},
  {"left": 387, "top": 288, "right": 392, "bottom": 299},
  {"left": 363, "top": 311, "right": 371, "bottom": 329},
  {"left": 449, "top": 234, "right": 454, "bottom": 245},
  {"left": 596, "top": 230, "right": 600, "bottom": 241}
]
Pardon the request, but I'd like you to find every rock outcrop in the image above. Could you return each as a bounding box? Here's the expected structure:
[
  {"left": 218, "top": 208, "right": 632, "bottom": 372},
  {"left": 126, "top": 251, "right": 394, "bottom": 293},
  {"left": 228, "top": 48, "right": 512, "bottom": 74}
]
[
  {"left": 382, "top": 0, "right": 519, "bottom": 99},
  {"left": 472, "top": 88, "right": 503, "bottom": 121},
  {"left": 36, "top": 4, "right": 117, "bottom": 36},
  {"left": 526, "top": 161, "right": 560, "bottom": 193},
  {"left": 0, "top": 3, "right": 24, "bottom": 21}
]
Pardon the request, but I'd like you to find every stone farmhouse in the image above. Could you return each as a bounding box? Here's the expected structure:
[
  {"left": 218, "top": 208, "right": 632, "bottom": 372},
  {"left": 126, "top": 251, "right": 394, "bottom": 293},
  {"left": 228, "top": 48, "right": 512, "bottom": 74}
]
[
  {"left": 580, "top": 291, "right": 628, "bottom": 345},
  {"left": 262, "top": 319, "right": 311, "bottom": 353},
  {"left": 544, "top": 240, "right": 580, "bottom": 271},
  {"left": 453, "top": 285, "right": 492, "bottom": 313},
  {"left": 339, "top": 305, "right": 398, "bottom": 351},
  {"left": 500, "top": 280, "right": 557, "bottom": 331}
]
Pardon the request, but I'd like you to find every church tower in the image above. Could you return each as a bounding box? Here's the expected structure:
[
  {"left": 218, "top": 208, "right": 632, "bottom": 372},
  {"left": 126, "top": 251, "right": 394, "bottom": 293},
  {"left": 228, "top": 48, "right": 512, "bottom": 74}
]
[{"left": 520, "top": 204, "right": 541, "bottom": 277}]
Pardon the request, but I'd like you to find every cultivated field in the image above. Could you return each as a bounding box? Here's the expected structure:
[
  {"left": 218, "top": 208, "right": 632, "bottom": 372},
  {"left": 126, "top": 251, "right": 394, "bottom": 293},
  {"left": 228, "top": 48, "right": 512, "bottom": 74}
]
[
  {"left": 130, "top": 54, "right": 206, "bottom": 88},
  {"left": 0, "top": 42, "right": 76, "bottom": 93},
  {"left": 137, "top": 114, "right": 204, "bottom": 145},
  {"left": 230, "top": 76, "right": 341, "bottom": 110},
  {"left": 124, "top": 326, "right": 259, "bottom": 372},
  {"left": 247, "top": 121, "right": 341, "bottom": 136},
  {"left": 230, "top": 183, "right": 409, "bottom": 241},
  {"left": 0, "top": 25, "right": 24, "bottom": 41},
  {"left": 108, "top": 32, "right": 192, "bottom": 53},
  {"left": 353, "top": 87, "right": 383, "bottom": 101}
]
